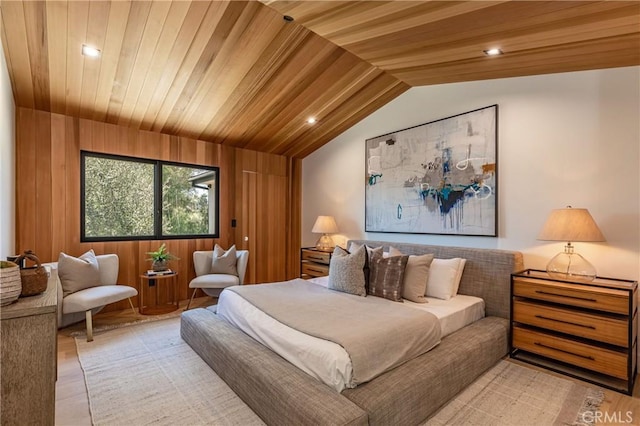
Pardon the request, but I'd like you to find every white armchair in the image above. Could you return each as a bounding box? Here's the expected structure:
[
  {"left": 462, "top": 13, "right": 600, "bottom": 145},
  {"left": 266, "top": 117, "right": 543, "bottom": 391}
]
[
  {"left": 47, "top": 254, "right": 137, "bottom": 342},
  {"left": 186, "top": 250, "right": 249, "bottom": 310}
]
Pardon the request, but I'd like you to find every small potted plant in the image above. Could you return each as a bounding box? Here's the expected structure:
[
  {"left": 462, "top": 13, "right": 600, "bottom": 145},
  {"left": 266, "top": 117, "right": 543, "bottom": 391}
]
[{"left": 147, "top": 243, "right": 179, "bottom": 272}]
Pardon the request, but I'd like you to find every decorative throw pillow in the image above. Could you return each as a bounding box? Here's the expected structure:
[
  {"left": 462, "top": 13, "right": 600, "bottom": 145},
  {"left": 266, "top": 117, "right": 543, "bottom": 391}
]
[
  {"left": 348, "top": 242, "right": 382, "bottom": 291},
  {"left": 58, "top": 249, "right": 102, "bottom": 297},
  {"left": 211, "top": 244, "right": 238, "bottom": 276},
  {"left": 368, "top": 254, "right": 409, "bottom": 302},
  {"left": 389, "top": 247, "right": 434, "bottom": 303},
  {"left": 426, "top": 258, "right": 467, "bottom": 300},
  {"left": 328, "top": 246, "right": 366, "bottom": 296}
]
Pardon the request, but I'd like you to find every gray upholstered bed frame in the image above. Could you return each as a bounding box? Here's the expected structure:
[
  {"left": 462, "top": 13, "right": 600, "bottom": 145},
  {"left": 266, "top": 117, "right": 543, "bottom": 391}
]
[{"left": 181, "top": 240, "right": 524, "bottom": 425}]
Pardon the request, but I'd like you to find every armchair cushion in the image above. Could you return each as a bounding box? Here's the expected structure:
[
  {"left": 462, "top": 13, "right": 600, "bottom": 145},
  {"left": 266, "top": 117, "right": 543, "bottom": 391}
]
[
  {"left": 58, "top": 250, "right": 102, "bottom": 297},
  {"left": 211, "top": 244, "right": 238, "bottom": 276},
  {"left": 63, "top": 285, "right": 137, "bottom": 314},
  {"left": 189, "top": 274, "right": 239, "bottom": 290}
]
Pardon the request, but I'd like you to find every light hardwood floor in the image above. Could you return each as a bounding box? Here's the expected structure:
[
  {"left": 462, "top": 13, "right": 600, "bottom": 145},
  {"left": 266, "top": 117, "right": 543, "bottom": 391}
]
[
  {"left": 55, "top": 303, "right": 640, "bottom": 426},
  {"left": 55, "top": 296, "right": 215, "bottom": 426}
]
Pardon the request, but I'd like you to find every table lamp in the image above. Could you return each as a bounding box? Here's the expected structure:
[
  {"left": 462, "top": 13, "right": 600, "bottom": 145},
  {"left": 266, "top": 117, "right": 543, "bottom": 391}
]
[
  {"left": 312, "top": 216, "right": 339, "bottom": 252},
  {"left": 537, "top": 206, "right": 605, "bottom": 282}
]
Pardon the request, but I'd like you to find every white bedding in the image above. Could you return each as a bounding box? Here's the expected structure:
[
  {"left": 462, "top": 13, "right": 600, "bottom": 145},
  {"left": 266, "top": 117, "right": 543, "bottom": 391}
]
[{"left": 217, "top": 277, "right": 484, "bottom": 392}]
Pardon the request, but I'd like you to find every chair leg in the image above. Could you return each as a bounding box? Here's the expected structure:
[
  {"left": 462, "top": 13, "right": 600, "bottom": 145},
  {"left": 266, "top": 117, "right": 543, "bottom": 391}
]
[
  {"left": 128, "top": 297, "right": 136, "bottom": 315},
  {"left": 185, "top": 289, "right": 197, "bottom": 311},
  {"left": 85, "top": 310, "right": 93, "bottom": 342}
]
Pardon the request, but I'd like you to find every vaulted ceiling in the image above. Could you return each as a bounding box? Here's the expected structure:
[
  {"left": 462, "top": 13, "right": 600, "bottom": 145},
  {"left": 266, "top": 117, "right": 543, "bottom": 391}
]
[{"left": 1, "top": 1, "right": 638, "bottom": 158}]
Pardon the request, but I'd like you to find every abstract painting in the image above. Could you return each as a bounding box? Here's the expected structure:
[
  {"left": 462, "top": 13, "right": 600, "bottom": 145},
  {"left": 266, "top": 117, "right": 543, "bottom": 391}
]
[{"left": 365, "top": 105, "right": 497, "bottom": 236}]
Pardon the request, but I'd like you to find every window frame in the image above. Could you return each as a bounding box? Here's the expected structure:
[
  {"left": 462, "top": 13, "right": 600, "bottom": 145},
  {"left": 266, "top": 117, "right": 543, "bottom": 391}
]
[{"left": 80, "top": 151, "right": 220, "bottom": 242}]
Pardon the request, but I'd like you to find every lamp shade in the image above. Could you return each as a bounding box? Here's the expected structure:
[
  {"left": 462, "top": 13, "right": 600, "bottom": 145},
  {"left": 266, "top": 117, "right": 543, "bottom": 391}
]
[
  {"left": 311, "top": 216, "right": 339, "bottom": 234},
  {"left": 537, "top": 207, "right": 605, "bottom": 242}
]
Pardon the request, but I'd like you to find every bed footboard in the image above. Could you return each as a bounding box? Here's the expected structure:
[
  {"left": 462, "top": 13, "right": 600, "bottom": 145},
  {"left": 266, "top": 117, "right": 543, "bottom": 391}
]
[
  {"left": 342, "top": 316, "right": 509, "bottom": 425},
  {"left": 181, "top": 308, "right": 369, "bottom": 426}
]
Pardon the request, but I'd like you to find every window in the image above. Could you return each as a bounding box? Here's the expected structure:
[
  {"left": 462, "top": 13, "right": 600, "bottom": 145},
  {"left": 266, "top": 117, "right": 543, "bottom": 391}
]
[{"left": 81, "top": 152, "right": 219, "bottom": 242}]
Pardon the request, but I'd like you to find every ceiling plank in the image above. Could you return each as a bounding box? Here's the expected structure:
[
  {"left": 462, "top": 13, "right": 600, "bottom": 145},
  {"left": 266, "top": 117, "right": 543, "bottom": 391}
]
[
  {"left": 105, "top": 0, "right": 152, "bottom": 123},
  {"left": 171, "top": 2, "right": 283, "bottom": 139},
  {"left": 64, "top": 0, "right": 89, "bottom": 117},
  {"left": 148, "top": 1, "right": 232, "bottom": 134},
  {"left": 136, "top": 0, "right": 211, "bottom": 130},
  {"left": 79, "top": 1, "right": 110, "bottom": 119},
  {"left": 1, "top": 0, "right": 35, "bottom": 108},
  {"left": 23, "top": 1, "right": 50, "bottom": 111},
  {"left": 91, "top": 0, "right": 131, "bottom": 122},
  {"left": 45, "top": 1, "right": 67, "bottom": 114},
  {"left": 117, "top": 0, "right": 173, "bottom": 126},
  {"left": 127, "top": 0, "right": 193, "bottom": 128},
  {"left": 395, "top": 33, "right": 640, "bottom": 86}
]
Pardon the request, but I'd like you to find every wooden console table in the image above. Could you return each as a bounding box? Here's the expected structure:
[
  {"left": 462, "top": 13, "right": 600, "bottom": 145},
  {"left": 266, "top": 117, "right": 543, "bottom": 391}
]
[{"left": 1, "top": 269, "right": 57, "bottom": 425}]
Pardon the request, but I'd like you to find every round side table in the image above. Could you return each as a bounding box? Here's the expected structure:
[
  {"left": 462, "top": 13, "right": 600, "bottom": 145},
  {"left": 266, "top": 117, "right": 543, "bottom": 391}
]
[{"left": 139, "top": 272, "right": 179, "bottom": 315}]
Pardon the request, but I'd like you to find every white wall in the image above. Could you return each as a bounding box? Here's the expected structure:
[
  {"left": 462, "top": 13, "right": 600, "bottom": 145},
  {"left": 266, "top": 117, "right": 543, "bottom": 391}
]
[
  {"left": 0, "top": 43, "right": 15, "bottom": 260},
  {"left": 303, "top": 67, "right": 640, "bottom": 281}
]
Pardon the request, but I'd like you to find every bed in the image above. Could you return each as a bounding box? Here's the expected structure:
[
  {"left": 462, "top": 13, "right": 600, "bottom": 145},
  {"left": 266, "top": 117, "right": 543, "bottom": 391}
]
[{"left": 181, "top": 240, "right": 524, "bottom": 425}]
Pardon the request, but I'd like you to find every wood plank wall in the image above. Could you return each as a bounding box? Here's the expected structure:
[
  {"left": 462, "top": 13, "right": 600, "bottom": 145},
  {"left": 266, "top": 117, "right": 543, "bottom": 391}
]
[{"left": 15, "top": 107, "right": 299, "bottom": 312}]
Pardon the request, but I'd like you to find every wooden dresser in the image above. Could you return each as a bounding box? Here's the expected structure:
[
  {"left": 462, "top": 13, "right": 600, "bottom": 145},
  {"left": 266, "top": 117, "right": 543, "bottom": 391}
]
[
  {"left": 300, "top": 248, "right": 332, "bottom": 279},
  {"left": 510, "top": 269, "right": 637, "bottom": 394},
  {"left": 1, "top": 270, "right": 57, "bottom": 425}
]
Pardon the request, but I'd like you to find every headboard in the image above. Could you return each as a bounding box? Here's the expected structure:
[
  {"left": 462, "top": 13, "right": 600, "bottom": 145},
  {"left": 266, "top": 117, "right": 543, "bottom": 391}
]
[{"left": 347, "top": 240, "right": 524, "bottom": 319}]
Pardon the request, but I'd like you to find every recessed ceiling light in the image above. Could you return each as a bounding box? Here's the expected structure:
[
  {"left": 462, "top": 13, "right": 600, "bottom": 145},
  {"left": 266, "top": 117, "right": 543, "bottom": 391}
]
[
  {"left": 82, "top": 44, "right": 101, "bottom": 58},
  {"left": 483, "top": 48, "right": 503, "bottom": 56},
  {"left": 307, "top": 117, "right": 317, "bottom": 124}
]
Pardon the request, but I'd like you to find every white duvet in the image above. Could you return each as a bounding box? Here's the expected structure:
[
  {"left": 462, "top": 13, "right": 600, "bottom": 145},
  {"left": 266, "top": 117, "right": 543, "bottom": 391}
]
[{"left": 216, "top": 277, "right": 484, "bottom": 392}]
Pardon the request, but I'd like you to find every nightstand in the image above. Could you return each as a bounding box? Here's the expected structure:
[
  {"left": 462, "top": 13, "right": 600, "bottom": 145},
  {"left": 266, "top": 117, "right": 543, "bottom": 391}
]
[
  {"left": 300, "top": 247, "right": 332, "bottom": 279},
  {"left": 510, "top": 269, "right": 637, "bottom": 394}
]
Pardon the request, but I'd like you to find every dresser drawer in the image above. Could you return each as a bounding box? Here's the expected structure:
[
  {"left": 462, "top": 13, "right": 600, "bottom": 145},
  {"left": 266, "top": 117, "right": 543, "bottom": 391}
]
[
  {"left": 513, "top": 326, "right": 628, "bottom": 380},
  {"left": 302, "top": 250, "right": 331, "bottom": 265},
  {"left": 301, "top": 262, "right": 329, "bottom": 277},
  {"left": 513, "top": 278, "right": 629, "bottom": 314},
  {"left": 513, "top": 300, "right": 629, "bottom": 347}
]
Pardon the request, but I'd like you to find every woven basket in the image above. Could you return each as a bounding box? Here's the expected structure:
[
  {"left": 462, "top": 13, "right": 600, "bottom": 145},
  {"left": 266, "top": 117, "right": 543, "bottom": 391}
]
[
  {"left": 0, "top": 261, "right": 22, "bottom": 306},
  {"left": 16, "top": 251, "right": 48, "bottom": 296}
]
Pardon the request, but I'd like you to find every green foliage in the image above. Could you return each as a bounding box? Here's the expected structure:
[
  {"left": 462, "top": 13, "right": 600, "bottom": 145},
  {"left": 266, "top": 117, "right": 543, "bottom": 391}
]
[
  {"left": 146, "top": 243, "right": 178, "bottom": 262},
  {"left": 162, "top": 165, "right": 210, "bottom": 235},
  {"left": 84, "top": 157, "right": 155, "bottom": 237},
  {"left": 84, "top": 156, "right": 213, "bottom": 239}
]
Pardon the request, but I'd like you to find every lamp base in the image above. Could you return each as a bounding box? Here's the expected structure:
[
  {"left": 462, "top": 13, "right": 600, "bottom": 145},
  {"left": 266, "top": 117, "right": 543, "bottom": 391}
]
[
  {"left": 315, "top": 234, "right": 335, "bottom": 252},
  {"left": 546, "top": 248, "right": 596, "bottom": 282}
]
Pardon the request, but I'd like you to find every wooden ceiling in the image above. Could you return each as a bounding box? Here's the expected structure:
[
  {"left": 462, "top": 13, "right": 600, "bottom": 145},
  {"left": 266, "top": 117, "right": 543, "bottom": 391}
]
[
  {"left": 264, "top": 1, "right": 640, "bottom": 86},
  {"left": 1, "top": 1, "right": 639, "bottom": 158}
]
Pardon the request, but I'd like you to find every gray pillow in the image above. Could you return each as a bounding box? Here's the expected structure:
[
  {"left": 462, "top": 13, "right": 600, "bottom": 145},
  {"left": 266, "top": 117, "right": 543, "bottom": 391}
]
[
  {"left": 58, "top": 249, "right": 102, "bottom": 297},
  {"left": 211, "top": 244, "right": 238, "bottom": 276},
  {"left": 390, "top": 247, "right": 434, "bottom": 303},
  {"left": 368, "top": 254, "right": 409, "bottom": 302},
  {"left": 328, "top": 246, "right": 366, "bottom": 296},
  {"left": 348, "top": 242, "right": 382, "bottom": 291}
]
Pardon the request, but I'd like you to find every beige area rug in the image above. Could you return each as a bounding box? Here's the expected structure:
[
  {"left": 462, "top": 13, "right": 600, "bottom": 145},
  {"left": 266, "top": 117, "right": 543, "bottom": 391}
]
[
  {"left": 69, "top": 308, "right": 184, "bottom": 339},
  {"left": 425, "top": 360, "right": 604, "bottom": 426},
  {"left": 77, "top": 318, "right": 604, "bottom": 426},
  {"left": 75, "top": 317, "right": 264, "bottom": 426}
]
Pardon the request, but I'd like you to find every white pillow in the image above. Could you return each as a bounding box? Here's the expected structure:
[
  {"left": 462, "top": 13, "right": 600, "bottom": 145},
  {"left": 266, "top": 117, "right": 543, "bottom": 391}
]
[{"left": 425, "top": 258, "right": 467, "bottom": 300}]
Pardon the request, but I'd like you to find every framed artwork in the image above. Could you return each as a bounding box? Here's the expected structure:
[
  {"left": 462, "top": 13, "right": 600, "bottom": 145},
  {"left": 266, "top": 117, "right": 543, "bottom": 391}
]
[{"left": 365, "top": 105, "right": 498, "bottom": 236}]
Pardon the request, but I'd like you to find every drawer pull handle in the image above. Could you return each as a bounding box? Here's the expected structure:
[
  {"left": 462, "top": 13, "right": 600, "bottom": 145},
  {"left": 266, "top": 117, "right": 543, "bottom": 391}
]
[
  {"left": 307, "top": 256, "right": 324, "bottom": 261},
  {"left": 534, "top": 342, "right": 595, "bottom": 360},
  {"left": 307, "top": 268, "right": 325, "bottom": 273},
  {"left": 534, "top": 315, "right": 596, "bottom": 329},
  {"left": 534, "top": 290, "right": 597, "bottom": 302}
]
